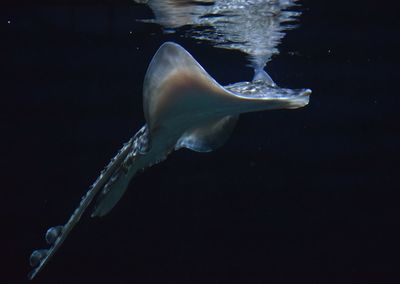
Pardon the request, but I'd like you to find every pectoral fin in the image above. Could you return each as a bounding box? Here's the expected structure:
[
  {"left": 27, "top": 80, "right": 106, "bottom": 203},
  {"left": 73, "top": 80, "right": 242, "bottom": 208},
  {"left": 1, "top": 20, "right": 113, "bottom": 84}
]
[{"left": 175, "top": 115, "right": 239, "bottom": 152}]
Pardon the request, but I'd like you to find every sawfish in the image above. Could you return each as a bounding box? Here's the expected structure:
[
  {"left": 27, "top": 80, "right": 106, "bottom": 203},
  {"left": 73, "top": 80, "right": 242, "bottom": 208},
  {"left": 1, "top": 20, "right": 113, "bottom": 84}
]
[{"left": 28, "top": 42, "right": 311, "bottom": 279}]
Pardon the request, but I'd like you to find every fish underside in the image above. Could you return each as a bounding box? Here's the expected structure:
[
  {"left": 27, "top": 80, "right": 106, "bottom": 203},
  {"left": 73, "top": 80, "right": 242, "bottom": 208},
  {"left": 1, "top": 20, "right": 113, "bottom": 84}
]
[{"left": 28, "top": 42, "right": 311, "bottom": 279}]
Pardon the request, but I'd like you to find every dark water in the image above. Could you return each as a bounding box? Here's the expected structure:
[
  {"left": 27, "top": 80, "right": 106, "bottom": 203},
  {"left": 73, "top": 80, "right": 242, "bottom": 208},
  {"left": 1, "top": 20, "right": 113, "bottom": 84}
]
[{"left": 1, "top": 1, "right": 399, "bottom": 283}]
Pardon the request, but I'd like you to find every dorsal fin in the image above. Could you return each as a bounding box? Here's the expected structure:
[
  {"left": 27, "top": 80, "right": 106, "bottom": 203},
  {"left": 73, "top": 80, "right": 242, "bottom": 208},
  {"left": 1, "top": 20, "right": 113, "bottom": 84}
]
[
  {"left": 253, "top": 68, "right": 276, "bottom": 87},
  {"left": 175, "top": 115, "right": 239, "bottom": 152},
  {"left": 142, "top": 42, "right": 225, "bottom": 134}
]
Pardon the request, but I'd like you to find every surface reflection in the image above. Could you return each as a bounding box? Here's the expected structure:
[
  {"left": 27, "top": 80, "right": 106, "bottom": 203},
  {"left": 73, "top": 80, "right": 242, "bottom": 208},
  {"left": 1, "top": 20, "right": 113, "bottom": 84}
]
[{"left": 135, "top": 0, "right": 301, "bottom": 74}]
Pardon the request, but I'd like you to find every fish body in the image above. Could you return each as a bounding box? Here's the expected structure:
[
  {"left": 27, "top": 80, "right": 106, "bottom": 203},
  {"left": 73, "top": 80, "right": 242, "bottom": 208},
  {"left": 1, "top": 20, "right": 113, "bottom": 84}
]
[{"left": 28, "top": 42, "right": 310, "bottom": 279}]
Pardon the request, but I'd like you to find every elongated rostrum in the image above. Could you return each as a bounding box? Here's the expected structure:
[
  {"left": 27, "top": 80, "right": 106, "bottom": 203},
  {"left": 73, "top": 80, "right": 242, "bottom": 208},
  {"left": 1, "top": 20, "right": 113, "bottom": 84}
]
[{"left": 28, "top": 42, "right": 311, "bottom": 279}]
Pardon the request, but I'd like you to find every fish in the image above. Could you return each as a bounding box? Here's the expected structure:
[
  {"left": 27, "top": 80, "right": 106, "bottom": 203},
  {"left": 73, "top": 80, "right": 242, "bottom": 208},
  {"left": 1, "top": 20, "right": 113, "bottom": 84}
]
[{"left": 28, "top": 42, "right": 311, "bottom": 279}]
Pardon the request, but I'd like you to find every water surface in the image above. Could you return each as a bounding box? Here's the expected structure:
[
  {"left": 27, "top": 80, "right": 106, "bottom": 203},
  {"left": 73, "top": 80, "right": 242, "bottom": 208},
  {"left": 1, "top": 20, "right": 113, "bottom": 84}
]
[{"left": 1, "top": 1, "right": 399, "bottom": 283}]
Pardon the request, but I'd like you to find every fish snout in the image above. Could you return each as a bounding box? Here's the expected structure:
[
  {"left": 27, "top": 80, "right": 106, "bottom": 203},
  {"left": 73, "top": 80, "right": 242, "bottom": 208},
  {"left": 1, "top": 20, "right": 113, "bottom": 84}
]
[{"left": 286, "top": 88, "right": 311, "bottom": 109}]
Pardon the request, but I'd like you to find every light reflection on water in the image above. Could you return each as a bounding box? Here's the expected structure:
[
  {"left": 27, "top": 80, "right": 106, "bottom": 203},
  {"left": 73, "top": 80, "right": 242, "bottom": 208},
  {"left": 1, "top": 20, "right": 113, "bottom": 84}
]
[{"left": 135, "top": 0, "right": 301, "bottom": 72}]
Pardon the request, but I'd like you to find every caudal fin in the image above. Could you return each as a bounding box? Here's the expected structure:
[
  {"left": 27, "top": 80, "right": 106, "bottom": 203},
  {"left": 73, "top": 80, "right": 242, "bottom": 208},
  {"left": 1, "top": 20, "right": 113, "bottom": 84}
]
[{"left": 28, "top": 139, "right": 134, "bottom": 279}]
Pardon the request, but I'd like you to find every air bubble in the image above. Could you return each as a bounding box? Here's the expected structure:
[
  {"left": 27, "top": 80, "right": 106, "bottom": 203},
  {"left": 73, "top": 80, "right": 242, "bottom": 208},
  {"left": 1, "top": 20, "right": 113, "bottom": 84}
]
[
  {"left": 29, "top": 249, "right": 48, "bottom": 267},
  {"left": 45, "top": 225, "right": 63, "bottom": 245}
]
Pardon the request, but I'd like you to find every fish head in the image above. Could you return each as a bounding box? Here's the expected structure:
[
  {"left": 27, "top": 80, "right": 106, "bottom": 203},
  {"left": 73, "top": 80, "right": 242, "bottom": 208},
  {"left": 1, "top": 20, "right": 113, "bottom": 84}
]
[{"left": 224, "top": 80, "right": 311, "bottom": 113}]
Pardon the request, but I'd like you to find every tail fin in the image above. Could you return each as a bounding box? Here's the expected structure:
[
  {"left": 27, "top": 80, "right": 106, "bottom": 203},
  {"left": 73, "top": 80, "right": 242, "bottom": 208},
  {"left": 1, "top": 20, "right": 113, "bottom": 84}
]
[
  {"left": 28, "top": 138, "right": 134, "bottom": 280},
  {"left": 90, "top": 168, "right": 133, "bottom": 217},
  {"left": 91, "top": 125, "right": 149, "bottom": 217}
]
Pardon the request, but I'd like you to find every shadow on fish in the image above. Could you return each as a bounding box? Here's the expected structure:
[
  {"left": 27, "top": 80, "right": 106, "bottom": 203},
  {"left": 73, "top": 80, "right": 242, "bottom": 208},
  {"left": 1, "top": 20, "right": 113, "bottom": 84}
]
[{"left": 28, "top": 42, "right": 311, "bottom": 279}]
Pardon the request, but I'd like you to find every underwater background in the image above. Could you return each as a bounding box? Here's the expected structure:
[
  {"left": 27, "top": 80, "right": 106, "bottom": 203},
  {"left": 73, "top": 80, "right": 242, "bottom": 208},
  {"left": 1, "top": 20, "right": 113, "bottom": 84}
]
[{"left": 1, "top": 0, "right": 399, "bottom": 283}]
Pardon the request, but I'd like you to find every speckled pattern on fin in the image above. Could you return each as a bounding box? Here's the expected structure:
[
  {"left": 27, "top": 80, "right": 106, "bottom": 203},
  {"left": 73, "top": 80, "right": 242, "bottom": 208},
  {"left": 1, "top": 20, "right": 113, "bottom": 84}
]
[{"left": 91, "top": 125, "right": 150, "bottom": 217}]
